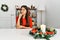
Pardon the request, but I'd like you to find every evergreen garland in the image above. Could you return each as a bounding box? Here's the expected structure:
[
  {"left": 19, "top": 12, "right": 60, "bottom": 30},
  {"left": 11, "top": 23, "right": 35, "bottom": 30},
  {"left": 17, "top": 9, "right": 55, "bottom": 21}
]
[{"left": 29, "top": 27, "right": 57, "bottom": 40}]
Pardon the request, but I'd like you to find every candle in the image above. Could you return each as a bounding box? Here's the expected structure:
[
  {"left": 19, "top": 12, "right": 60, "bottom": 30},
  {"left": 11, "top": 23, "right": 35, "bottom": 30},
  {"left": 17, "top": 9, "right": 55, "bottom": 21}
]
[{"left": 40, "top": 24, "right": 46, "bottom": 33}]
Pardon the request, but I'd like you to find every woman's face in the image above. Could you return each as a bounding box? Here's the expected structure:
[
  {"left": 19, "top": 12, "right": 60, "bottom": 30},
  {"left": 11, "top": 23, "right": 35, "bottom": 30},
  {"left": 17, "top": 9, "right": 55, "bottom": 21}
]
[{"left": 21, "top": 7, "right": 27, "bottom": 15}]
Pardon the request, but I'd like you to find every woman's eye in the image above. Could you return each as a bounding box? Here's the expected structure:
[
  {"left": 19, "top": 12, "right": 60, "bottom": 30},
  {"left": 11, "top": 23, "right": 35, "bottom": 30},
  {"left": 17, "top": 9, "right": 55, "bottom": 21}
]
[{"left": 22, "top": 9, "right": 25, "bottom": 10}]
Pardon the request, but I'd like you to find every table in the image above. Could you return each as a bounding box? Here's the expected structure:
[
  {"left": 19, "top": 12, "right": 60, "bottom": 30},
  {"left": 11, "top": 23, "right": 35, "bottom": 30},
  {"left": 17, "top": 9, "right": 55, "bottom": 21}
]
[{"left": 0, "top": 29, "right": 60, "bottom": 40}]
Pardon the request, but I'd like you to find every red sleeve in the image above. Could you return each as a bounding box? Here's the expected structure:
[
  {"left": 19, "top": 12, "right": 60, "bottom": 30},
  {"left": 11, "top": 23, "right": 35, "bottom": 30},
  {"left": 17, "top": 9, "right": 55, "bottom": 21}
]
[
  {"left": 16, "top": 16, "right": 18, "bottom": 24},
  {"left": 29, "top": 16, "right": 32, "bottom": 28}
]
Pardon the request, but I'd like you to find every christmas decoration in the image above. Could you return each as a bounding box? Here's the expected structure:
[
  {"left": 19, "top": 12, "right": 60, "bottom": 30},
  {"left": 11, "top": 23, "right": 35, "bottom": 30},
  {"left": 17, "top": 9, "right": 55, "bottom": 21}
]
[
  {"left": 29, "top": 27, "right": 57, "bottom": 40},
  {"left": 1, "top": 4, "right": 8, "bottom": 12}
]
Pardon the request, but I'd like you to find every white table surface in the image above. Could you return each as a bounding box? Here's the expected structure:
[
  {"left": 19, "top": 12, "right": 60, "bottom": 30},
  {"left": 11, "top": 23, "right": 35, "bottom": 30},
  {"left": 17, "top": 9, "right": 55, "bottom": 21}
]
[{"left": 0, "top": 29, "right": 60, "bottom": 40}]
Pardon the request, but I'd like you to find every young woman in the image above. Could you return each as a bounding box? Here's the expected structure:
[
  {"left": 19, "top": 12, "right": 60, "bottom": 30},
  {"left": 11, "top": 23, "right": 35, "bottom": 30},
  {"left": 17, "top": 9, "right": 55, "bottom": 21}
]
[{"left": 16, "top": 5, "right": 32, "bottom": 29}]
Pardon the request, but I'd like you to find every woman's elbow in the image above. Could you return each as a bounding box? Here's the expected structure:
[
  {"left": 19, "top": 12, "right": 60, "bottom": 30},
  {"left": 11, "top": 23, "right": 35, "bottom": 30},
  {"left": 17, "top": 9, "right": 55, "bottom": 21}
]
[{"left": 16, "top": 24, "right": 20, "bottom": 29}]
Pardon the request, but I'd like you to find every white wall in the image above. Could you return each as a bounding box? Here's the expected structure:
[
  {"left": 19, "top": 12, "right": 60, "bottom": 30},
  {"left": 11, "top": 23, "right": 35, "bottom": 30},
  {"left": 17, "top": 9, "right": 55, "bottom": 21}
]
[
  {"left": 0, "top": 0, "right": 16, "bottom": 28},
  {"left": 46, "top": 0, "right": 60, "bottom": 28}
]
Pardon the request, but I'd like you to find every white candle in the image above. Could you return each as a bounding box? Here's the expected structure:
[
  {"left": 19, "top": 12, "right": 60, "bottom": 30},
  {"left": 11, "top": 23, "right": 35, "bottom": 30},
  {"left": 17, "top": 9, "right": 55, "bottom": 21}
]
[{"left": 40, "top": 24, "right": 46, "bottom": 33}]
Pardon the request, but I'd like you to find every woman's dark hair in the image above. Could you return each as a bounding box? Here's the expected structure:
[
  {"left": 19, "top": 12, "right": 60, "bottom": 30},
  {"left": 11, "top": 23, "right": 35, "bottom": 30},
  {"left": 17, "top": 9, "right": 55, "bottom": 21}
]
[{"left": 20, "top": 5, "right": 29, "bottom": 27}]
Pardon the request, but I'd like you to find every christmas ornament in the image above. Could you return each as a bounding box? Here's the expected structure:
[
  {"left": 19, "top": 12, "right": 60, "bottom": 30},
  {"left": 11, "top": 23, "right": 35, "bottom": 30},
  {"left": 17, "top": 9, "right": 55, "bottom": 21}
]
[{"left": 1, "top": 4, "right": 8, "bottom": 12}]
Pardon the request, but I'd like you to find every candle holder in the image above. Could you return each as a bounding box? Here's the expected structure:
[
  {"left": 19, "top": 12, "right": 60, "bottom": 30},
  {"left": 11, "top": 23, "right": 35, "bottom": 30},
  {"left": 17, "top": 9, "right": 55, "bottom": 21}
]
[{"left": 29, "top": 26, "right": 57, "bottom": 40}]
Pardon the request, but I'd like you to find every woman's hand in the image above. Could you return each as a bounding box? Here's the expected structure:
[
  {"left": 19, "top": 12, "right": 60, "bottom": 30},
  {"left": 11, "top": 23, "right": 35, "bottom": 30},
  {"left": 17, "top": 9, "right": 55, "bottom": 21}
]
[
  {"left": 18, "top": 26, "right": 31, "bottom": 29},
  {"left": 19, "top": 14, "right": 22, "bottom": 19},
  {"left": 20, "top": 26, "right": 30, "bottom": 29}
]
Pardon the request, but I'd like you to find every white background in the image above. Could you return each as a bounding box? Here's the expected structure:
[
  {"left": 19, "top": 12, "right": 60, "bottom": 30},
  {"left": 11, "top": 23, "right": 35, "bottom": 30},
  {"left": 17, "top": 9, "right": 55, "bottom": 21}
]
[{"left": 46, "top": 0, "right": 60, "bottom": 28}]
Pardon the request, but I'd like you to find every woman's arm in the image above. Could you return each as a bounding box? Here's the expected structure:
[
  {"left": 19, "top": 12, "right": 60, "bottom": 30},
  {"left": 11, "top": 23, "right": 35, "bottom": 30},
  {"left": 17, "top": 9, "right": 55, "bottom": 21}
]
[
  {"left": 16, "top": 14, "right": 30, "bottom": 29},
  {"left": 16, "top": 24, "right": 30, "bottom": 29},
  {"left": 16, "top": 14, "right": 23, "bottom": 29},
  {"left": 16, "top": 15, "right": 32, "bottom": 29},
  {"left": 21, "top": 26, "right": 32, "bottom": 29}
]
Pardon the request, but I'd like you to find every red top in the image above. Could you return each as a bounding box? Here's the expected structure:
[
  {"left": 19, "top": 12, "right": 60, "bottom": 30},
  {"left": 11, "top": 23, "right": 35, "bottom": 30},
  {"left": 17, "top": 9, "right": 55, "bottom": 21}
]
[{"left": 16, "top": 16, "right": 32, "bottom": 28}]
